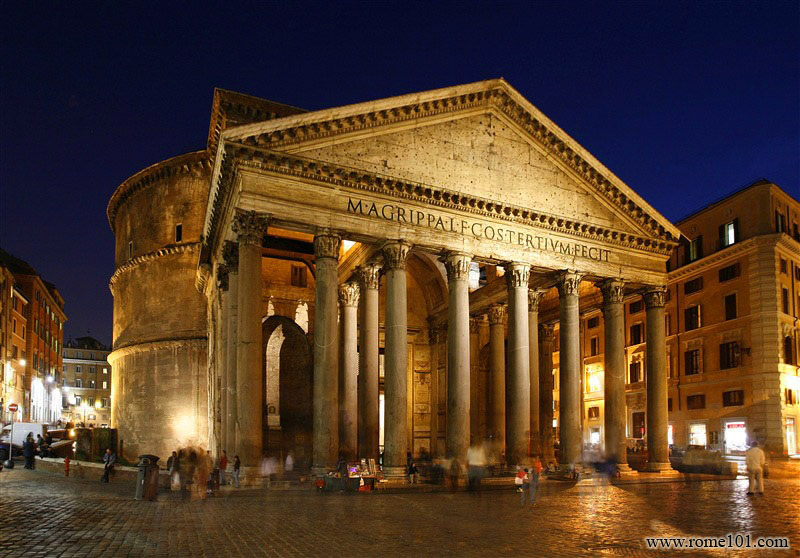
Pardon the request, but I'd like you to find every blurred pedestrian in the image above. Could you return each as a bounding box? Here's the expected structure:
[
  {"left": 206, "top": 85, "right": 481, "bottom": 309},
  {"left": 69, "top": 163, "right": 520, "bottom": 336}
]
[
  {"left": 220, "top": 450, "right": 228, "bottom": 486},
  {"left": 466, "top": 444, "right": 487, "bottom": 492},
  {"left": 528, "top": 457, "right": 542, "bottom": 506},
  {"left": 516, "top": 468, "right": 527, "bottom": 505},
  {"left": 408, "top": 462, "right": 419, "bottom": 484},
  {"left": 101, "top": 448, "right": 116, "bottom": 483},
  {"left": 284, "top": 451, "right": 294, "bottom": 474},
  {"left": 745, "top": 441, "right": 766, "bottom": 495},
  {"left": 449, "top": 458, "right": 461, "bottom": 492},
  {"left": 233, "top": 455, "right": 241, "bottom": 488},
  {"left": 23, "top": 434, "right": 35, "bottom": 469}
]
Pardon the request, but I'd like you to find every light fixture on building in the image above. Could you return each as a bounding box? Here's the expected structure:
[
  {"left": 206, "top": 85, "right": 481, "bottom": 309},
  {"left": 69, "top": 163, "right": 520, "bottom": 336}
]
[{"left": 19, "top": 359, "right": 26, "bottom": 366}]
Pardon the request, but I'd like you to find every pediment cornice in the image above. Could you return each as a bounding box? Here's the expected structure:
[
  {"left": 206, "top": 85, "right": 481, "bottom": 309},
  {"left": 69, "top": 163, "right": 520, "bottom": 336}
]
[
  {"left": 203, "top": 142, "right": 677, "bottom": 261},
  {"left": 220, "top": 79, "right": 679, "bottom": 243}
]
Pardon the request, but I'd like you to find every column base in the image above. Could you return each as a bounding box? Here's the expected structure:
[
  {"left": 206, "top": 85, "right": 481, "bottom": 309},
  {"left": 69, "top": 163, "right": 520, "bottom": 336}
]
[
  {"left": 235, "top": 466, "right": 265, "bottom": 487},
  {"left": 642, "top": 461, "right": 675, "bottom": 473},
  {"left": 382, "top": 466, "right": 407, "bottom": 480}
]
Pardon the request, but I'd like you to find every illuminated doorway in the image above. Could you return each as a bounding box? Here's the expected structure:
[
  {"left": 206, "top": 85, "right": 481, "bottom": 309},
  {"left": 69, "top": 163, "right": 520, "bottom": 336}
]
[
  {"left": 723, "top": 420, "right": 747, "bottom": 453},
  {"left": 667, "top": 423, "right": 674, "bottom": 446},
  {"left": 787, "top": 418, "right": 797, "bottom": 455},
  {"left": 688, "top": 422, "right": 707, "bottom": 447}
]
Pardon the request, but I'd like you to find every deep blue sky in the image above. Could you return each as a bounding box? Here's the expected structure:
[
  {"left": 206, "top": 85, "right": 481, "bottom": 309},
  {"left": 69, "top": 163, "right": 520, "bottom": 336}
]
[{"left": 1, "top": 1, "right": 798, "bottom": 346}]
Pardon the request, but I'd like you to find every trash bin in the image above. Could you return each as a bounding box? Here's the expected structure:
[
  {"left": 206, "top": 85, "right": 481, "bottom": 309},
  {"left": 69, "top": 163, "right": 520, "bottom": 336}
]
[{"left": 135, "top": 454, "right": 160, "bottom": 501}]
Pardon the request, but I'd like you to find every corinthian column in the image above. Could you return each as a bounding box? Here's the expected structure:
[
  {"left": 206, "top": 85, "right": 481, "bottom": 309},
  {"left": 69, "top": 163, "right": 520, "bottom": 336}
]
[
  {"left": 222, "top": 241, "right": 239, "bottom": 457},
  {"left": 504, "top": 262, "right": 531, "bottom": 466},
  {"left": 557, "top": 271, "right": 583, "bottom": 466},
  {"left": 488, "top": 304, "right": 506, "bottom": 464},
  {"left": 231, "top": 211, "right": 269, "bottom": 468},
  {"left": 443, "top": 252, "right": 472, "bottom": 465},
  {"left": 382, "top": 241, "right": 410, "bottom": 478},
  {"left": 528, "top": 289, "right": 543, "bottom": 456},
  {"left": 357, "top": 262, "right": 381, "bottom": 462},
  {"left": 216, "top": 264, "right": 229, "bottom": 452},
  {"left": 601, "top": 279, "right": 628, "bottom": 470},
  {"left": 312, "top": 232, "right": 341, "bottom": 474},
  {"left": 645, "top": 286, "right": 671, "bottom": 471},
  {"left": 338, "top": 282, "right": 359, "bottom": 462},
  {"left": 539, "top": 323, "right": 556, "bottom": 463}
]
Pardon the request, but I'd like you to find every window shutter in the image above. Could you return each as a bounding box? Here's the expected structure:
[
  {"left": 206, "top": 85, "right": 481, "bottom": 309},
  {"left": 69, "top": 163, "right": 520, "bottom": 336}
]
[
  {"left": 696, "top": 235, "right": 703, "bottom": 258},
  {"left": 732, "top": 218, "right": 739, "bottom": 243}
]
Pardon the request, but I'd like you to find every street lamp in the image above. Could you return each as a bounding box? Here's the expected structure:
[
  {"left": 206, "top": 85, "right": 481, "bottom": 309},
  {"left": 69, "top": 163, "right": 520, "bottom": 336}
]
[{"left": 80, "top": 403, "right": 88, "bottom": 426}]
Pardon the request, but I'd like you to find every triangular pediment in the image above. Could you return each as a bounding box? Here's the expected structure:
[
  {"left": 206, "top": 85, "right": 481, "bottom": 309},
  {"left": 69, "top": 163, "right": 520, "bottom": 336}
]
[{"left": 219, "top": 79, "right": 680, "bottom": 243}]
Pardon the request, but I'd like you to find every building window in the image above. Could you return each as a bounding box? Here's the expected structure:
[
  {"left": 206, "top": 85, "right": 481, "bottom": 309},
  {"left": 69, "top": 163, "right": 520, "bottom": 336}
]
[
  {"left": 89, "top": 380, "right": 96, "bottom": 389},
  {"left": 587, "top": 406, "right": 600, "bottom": 419},
  {"left": 88, "top": 414, "right": 96, "bottom": 421},
  {"left": 688, "top": 423, "right": 707, "bottom": 446},
  {"left": 723, "top": 390, "right": 744, "bottom": 407},
  {"left": 685, "top": 349, "right": 701, "bottom": 376},
  {"left": 75, "top": 379, "right": 82, "bottom": 388},
  {"left": 290, "top": 265, "right": 308, "bottom": 288},
  {"left": 629, "top": 360, "right": 642, "bottom": 383},
  {"left": 687, "top": 236, "right": 703, "bottom": 263},
  {"left": 630, "top": 324, "right": 643, "bottom": 345},
  {"left": 629, "top": 300, "right": 644, "bottom": 314},
  {"left": 687, "top": 394, "right": 706, "bottom": 410},
  {"left": 668, "top": 398, "right": 673, "bottom": 412},
  {"left": 89, "top": 366, "right": 95, "bottom": 373},
  {"left": 21, "top": 326, "right": 25, "bottom": 340},
  {"left": 74, "top": 395, "right": 81, "bottom": 406},
  {"left": 782, "top": 288, "right": 790, "bottom": 314},
  {"left": 794, "top": 223, "right": 800, "bottom": 242},
  {"left": 724, "top": 293, "right": 737, "bottom": 320},
  {"left": 684, "top": 305, "right": 701, "bottom": 331},
  {"left": 586, "top": 368, "right": 602, "bottom": 393},
  {"left": 632, "top": 412, "right": 645, "bottom": 439},
  {"left": 101, "top": 398, "right": 109, "bottom": 407},
  {"left": 12, "top": 318, "right": 16, "bottom": 334},
  {"left": 175, "top": 224, "right": 182, "bottom": 243},
  {"left": 665, "top": 314, "right": 672, "bottom": 336},
  {"left": 776, "top": 211, "right": 786, "bottom": 233},
  {"left": 786, "top": 389, "right": 797, "bottom": 405},
  {"left": 684, "top": 277, "right": 704, "bottom": 295},
  {"left": 590, "top": 336, "right": 599, "bottom": 356},
  {"left": 103, "top": 367, "right": 108, "bottom": 374},
  {"left": 785, "top": 336, "right": 794, "bottom": 365},
  {"left": 76, "top": 365, "right": 81, "bottom": 374},
  {"left": 87, "top": 397, "right": 95, "bottom": 407},
  {"left": 719, "top": 219, "right": 738, "bottom": 248},
  {"left": 587, "top": 316, "right": 599, "bottom": 329},
  {"left": 77, "top": 351, "right": 82, "bottom": 358},
  {"left": 102, "top": 381, "right": 108, "bottom": 389},
  {"left": 780, "top": 258, "right": 788, "bottom": 274},
  {"left": 719, "top": 341, "right": 740, "bottom": 369}
]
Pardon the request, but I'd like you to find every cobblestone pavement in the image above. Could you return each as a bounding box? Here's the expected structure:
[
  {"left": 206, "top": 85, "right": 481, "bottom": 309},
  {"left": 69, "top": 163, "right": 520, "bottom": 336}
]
[{"left": 0, "top": 468, "right": 797, "bottom": 557}]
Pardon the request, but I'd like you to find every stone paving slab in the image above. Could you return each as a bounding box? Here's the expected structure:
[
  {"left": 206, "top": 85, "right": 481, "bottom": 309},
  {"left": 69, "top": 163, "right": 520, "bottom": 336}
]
[{"left": 0, "top": 467, "right": 797, "bottom": 557}]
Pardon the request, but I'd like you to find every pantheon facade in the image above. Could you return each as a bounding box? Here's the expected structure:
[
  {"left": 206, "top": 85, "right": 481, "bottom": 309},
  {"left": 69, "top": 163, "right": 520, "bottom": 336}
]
[{"left": 107, "top": 80, "right": 680, "bottom": 476}]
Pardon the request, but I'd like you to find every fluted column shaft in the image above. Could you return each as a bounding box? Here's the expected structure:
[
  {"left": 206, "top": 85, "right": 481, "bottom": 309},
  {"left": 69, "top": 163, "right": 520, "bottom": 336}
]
[
  {"left": 645, "top": 287, "right": 671, "bottom": 470},
  {"left": 444, "top": 252, "right": 472, "bottom": 464},
  {"left": 223, "top": 242, "right": 239, "bottom": 456},
  {"left": 357, "top": 263, "right": 381, "bottom": 462},
  {"left": 528, "top": 290, "right": 543, "bottom": 456},
  {"left": 312, "top": 232, "right": 341, "bottom": 473},
  {"left": 383, "top": 241, "right": 410, "bottom": 478},
  {"left": 338, "top": 282, "right": 359, "bottom": 462},
  {"left": 601, "top": 280, "right": 627, "bottom": 468},
  {"left": 232, "top": 212, "right": 268, "bottom": 468},
  {"left": 539, "top": 324, "right": 556, "bottom": 463},
  {"left": 558, "top": 271, "right": 583, "bottom": 466},
  {"left": 505, "top": 262, "right": 531, "bottom": 465},
  {"left": 216, "top": 265, "right": 230, "bottom": 452},
  {"left": 488, "top": 304, "right": 506, "bottom": 464}
]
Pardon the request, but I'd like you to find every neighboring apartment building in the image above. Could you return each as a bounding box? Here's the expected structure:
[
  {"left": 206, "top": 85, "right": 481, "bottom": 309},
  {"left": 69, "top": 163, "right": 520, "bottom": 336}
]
[
  {"left": 0, "top": 248, "right": 67, "bottom": 423},
  {"left": 0, "top": 264, "right": 29, "bottom": 423},
  {"left": 570, "top": 180, "right": 799, "bottom": 459},
  {"left": 62, "top": 337, "right": 112, "bottom": 427}
]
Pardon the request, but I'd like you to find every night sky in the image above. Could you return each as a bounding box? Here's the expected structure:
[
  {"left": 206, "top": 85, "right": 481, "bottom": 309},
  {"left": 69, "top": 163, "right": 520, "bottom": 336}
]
[{"left": 1, "top": 1, "right": 797, "bottom": 346}]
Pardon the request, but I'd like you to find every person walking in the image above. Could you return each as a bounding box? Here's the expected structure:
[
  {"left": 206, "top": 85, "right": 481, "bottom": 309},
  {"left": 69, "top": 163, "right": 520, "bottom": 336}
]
[
  {"left": 745, "top": 441, "right": 766, "bottom": 495},
  {"left": 23, "top": 434, "right": 35, "bottom": 469},
  {"left": 516, "top": 467, "right": 528, "bottom": 506},
  {"left": 408, "top": 462, "right": 419, "bottom": 485},
  {"left": 233, "top": 455, "right": 241, "bottom": 488},
  {"left": 101, "top": 448, "right": 116, "bottom": 483},
  {"left": 219, "top": 450, "right": 228, "bottom": 486},
  {"left": 528, "top": 457, "right": 542, "bottom": 506}
]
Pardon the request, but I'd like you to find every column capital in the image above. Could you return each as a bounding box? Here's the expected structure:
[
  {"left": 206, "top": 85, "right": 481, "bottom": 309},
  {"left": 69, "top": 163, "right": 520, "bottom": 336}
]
[
  {"left": 382, "top": 241, "right": 411, "bottom": 270},
  {"left": 357, "top": 262, "right": 382, "bottom": 290},
  {"left": 216, "top": 265, "right": 229, "bottom": 291},
  {"left": 539, "top": 322, "right": 556, "bottom": 342},
  {"left": 600, "top": 279, "right": 625, "bottom": 305},
  {"left": 441, "top": 252, "right": 472, "bottom": 281},
  {"left": 314, "top": 231, "right": 341, "bottom": 260},
  {"left": 469, "top": 316, "right": 484, "bottom": 334},
  {"left": 644, "top": 286, "right": 668, "bottom": 309},
  {"left": 232, "top": 210, "right": 269, "bottom": 246},
  {"left": 222, "top": 241, "right": 239, "bottom": 271},
  {"left": 528, "top": 289, "right": 545, "bottom": 312},
  {"left": 504, "top": 262, "right": 530, "bottom": 289},
  {"left": 488, "top": 304, "right": 507, "bottom": 325},
  {"left": 338, "top": 282, "right": 360, "bottom": 307},
  {"left": 556, "top": 271, "right": 584, "bottom": 297}
]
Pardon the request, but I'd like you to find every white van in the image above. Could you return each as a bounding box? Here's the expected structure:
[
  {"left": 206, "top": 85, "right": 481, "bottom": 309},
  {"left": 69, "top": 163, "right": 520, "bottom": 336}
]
[{"left": 0, "top": 422, "right": 49, "bottom": 460}]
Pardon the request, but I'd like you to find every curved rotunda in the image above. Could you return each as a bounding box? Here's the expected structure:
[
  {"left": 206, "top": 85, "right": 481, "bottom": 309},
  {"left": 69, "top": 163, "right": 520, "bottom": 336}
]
[{"left": 108, "top": 80, "right": 678, "bottom": 476}]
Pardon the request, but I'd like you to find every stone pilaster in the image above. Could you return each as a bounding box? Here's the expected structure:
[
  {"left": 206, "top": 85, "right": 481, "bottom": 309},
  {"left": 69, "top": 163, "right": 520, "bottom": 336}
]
[
  {"left": 312, "top": 232, "right": 341, "bottom": 474},
  {"left": 488, "top": 304, "right": 506, "bottom": 464},
  {"left": 338, "top": 282, "right": 359, "bottom": 462},
  {"left": 539, "top": 323, "right": 556, "bottom": 463},
  {"left": 601, "top": 279, "right": 628, "bottom": 469},
  {"left": 231, "top": 211, "right": 269, "bottom": 468},
  {"left": 216, "top": 264, "right": 229, "bottom": 452},
  {"left": 504, "top": 262, "right": 531, "bottom": 465},
  {"left": 644, "top": 286, "right": 671, "bottom": 471},
  {"left": 382, "top": 241, "right": 410, "bottom": 478},
  {"left": 443, "top": 252, "right": 472, "bottom": 464},
  {"left": 357, "top": 262, "right": 381, "bottom": 462},
  {"left": 557, "top": 271, "right": 583, "bottom": 466},
  {"left": 528, "top": 289, "right": 544, "bottom": 456},
  {"left": 222, "top": 241, "right": 238, "bottom": 456}
]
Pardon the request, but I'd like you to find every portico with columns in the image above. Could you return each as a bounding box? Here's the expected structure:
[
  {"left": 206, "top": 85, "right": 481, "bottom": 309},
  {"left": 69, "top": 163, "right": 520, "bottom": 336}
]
[{"left": 196, "top": 79, "right": 680, "bottom": 478}]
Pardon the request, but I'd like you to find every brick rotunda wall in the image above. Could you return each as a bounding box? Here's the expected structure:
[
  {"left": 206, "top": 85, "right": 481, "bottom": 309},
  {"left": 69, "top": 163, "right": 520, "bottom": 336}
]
[{"left": 107, "top": 151, "right": 211, "bottom": 461}]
